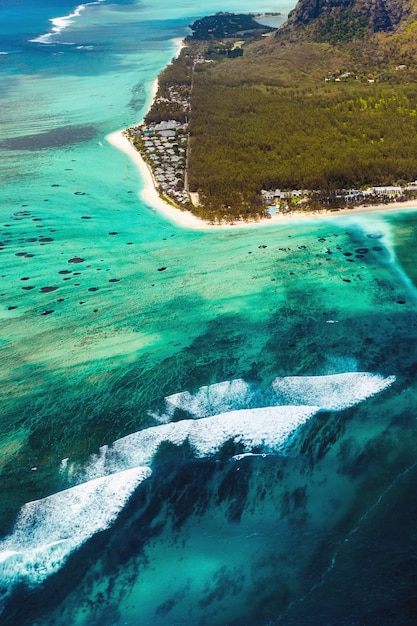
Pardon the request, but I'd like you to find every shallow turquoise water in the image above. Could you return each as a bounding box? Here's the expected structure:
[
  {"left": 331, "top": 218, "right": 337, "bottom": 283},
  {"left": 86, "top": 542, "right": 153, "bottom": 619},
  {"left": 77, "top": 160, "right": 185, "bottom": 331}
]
[{"left": 2, "top": 1, "right": 417, "bottom": 624}]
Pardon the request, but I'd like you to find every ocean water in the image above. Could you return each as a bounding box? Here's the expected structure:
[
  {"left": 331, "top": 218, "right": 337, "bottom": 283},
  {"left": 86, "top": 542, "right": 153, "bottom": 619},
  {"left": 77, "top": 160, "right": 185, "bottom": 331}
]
[{"left": 1, "top": 1, "right": 417, "bottom": 624}]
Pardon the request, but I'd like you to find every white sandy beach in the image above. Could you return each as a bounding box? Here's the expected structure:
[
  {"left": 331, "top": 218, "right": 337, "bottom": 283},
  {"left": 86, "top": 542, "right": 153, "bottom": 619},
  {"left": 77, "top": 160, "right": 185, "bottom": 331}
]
[
  {"left": 106, "top": 126, "right": 417, "bottom": 230},
  {"left": 107, "top": 130, "right": 417, "bottom": 230},
  {"left": 106, "top": 35, "right": 417, "bottom": 231},
  {"left": 107, "top": 130, "right": 215, "bottom": 229}
]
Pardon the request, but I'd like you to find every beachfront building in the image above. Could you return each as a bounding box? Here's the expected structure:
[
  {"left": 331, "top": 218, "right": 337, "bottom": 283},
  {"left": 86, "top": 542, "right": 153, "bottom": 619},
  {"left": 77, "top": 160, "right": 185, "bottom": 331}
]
[
  {"left": 369, "top": 186, "right": 402, "bottom": 197},
  {"left": 127, "top": 118, "right": 189, "bottom": 206}
]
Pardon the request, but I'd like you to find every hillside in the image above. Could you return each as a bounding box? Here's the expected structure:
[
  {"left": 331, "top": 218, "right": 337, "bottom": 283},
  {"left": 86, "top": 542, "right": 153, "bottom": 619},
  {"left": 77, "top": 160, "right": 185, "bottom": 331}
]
[{"left": 285, "top": 0, "right": 410, "bottom": 35}]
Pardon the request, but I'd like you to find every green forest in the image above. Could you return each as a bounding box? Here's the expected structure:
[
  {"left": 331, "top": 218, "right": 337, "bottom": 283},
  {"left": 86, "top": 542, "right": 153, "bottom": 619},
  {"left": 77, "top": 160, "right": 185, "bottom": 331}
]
[
  {"left": 185, "top": 33, "right": 417, "bottom": 217},
  {"left": 138, "top": 11, "right": 417, "bottom": 221},
  {"left": 188, "top": 67, "right": 417, "bottom": 218}
]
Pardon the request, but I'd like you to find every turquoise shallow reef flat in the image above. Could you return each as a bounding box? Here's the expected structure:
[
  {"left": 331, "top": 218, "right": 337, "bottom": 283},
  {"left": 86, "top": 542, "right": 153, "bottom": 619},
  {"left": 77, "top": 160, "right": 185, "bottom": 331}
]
[{"left": 2, "top": 1, "right": 417, "bottom": 624}]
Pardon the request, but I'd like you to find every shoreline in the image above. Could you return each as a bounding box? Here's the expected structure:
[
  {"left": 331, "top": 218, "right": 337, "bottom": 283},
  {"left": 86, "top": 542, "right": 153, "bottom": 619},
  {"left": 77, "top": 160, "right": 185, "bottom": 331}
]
[
  {"left": 107, "top": 130, "right": 216, "bottom": 230},
  {"left": 106, "top": 41, "right": 417, "bottom": 231},
  {"left": 107, "top": 127, "right": 417, "bottom": 230}
]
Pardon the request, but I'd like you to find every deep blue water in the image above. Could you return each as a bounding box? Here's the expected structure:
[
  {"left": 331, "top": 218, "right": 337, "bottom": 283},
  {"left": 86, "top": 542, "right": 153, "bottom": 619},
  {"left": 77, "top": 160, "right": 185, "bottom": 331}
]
[{"left": 2, "top": 1, "right": 417, "bottom": 624}]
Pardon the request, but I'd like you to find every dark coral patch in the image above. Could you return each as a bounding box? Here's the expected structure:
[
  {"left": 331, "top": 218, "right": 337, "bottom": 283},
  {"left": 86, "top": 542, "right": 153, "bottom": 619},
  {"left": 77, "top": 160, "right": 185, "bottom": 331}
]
[
  {"left": 40, "top": 286, "right": 58, "bottom": 293},
  {"left": 68, "top": 257, "right": 85, "bottom": 264},
  {"left": 88, "top": 287, "right": 99, "bottom": 292}
]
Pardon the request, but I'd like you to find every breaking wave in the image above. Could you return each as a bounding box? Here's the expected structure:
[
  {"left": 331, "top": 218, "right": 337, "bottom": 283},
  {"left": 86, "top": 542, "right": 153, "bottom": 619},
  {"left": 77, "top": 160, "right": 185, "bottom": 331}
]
[
  {"left": 66, "top": 405, "right": 320, "bottom": 485},
  {"left": 30, "top": 1, "right": 106, "bottom": 44},
  {"left": 0, "top": 371, "right": 395, "bottom": 604},
  {"left": 271, "top": 372, "right": 396, "bottom": 411},
  {"left": 0, "top": 467, "right": 150, "bottom": 602}
]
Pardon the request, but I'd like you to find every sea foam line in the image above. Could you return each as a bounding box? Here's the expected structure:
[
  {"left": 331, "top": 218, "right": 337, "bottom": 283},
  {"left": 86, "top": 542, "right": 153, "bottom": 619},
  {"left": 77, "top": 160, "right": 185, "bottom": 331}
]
[
  {"left": 66, "top": 405, "right": 320, "bottom": 485},
  {"left": 29, "top": 1, "right": 106, "bottom": 44},
  {"left": 271, "top": 372, "right": 396, "bottom": 411},
  {"left": 0, "top": 466, "right": 150, "bottom": 592},
  {"left": 151, "top": 372, "right": 396, "bottom": 423},
  {"left": 0, "top": 371, "right": 395, "bottom": 597}
]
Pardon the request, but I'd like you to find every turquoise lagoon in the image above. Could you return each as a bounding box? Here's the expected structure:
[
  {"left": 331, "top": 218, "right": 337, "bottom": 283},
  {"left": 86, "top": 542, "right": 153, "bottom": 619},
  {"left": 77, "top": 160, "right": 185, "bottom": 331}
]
[{"left": 1, "top": 1, "right": 417, "bottom": 624}]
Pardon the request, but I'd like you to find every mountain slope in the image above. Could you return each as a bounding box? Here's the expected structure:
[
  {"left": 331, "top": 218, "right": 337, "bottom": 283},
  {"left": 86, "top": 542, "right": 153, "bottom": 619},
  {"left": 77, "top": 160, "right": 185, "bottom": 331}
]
[{"left": 285, "top": 0, "right": 411, "bottom": 34}]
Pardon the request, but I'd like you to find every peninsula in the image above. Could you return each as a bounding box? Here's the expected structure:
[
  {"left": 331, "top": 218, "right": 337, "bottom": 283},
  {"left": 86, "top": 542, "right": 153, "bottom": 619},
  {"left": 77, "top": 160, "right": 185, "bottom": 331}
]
[{"left": 123, "top": 5, "right": 417, "bottom": 225}]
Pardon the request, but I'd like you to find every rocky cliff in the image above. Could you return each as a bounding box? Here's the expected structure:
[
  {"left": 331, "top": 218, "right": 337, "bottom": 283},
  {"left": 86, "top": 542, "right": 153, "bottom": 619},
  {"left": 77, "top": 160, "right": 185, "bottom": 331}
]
[{"left": 285, "top": 0, "right": 411, "bottom": 34}]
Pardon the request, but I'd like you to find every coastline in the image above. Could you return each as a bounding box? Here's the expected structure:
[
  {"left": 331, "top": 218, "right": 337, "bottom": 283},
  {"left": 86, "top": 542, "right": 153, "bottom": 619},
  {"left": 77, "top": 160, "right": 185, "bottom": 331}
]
[
  {"left": 107, "top": 127, "right": 417, "bottom": 230},
  {"left": 106, "top": 41, "right": 417, "bottom": 231},
  {"left": 107, "top": 130, "right": 216, "bottom": 230}
]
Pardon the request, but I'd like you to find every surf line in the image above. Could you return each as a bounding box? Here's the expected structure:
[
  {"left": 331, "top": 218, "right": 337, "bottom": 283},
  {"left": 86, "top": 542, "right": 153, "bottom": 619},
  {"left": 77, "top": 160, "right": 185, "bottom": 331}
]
[{"left": 29, "top": 0, "right": 106, "bottom": 44}]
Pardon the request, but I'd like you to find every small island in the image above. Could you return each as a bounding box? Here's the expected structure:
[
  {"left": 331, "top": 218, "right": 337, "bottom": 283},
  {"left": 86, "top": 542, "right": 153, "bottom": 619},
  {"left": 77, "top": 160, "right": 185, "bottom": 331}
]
[{"left": 125, "top": 6, "right": 417, "bottom": 224}]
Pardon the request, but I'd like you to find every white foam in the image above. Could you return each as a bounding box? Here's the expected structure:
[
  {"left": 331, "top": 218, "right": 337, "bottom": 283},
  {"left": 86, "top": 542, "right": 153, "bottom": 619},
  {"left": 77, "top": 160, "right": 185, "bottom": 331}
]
[
  {"left": 271, "top": 372, "right": 395, "bottom": 411},
  {"left": 0, "top": 466, "right": 150, "bottom": 588},
  {"left": 150, "top": 378, "right": 253, "bottom": 423},
  {"left": 0, "top": 551, "right": 19, "bottom": 564},
  {"left": 73, "top": 372, "right": 396, "bottom": 484},
  {"left": 150, "top": 372, "right": 395, "bottom": 424},
  {"left": 29, "top": 1, "right": 105, "bottom": 44},
  {"left": 232, "top": 453, "right": 267, "bottom": 461},
  {"left": 2, "top": 371, "right": 395, "bottom": 597},
  {"left": 72, "top": 405, "right": 319, "bottom": 484}
]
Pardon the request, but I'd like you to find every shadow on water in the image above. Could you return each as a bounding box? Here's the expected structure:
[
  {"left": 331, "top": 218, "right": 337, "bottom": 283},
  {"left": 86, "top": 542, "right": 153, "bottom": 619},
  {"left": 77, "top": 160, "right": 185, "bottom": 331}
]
[{"left": 4, "top": 374, "right": 417, "bottom": 625}]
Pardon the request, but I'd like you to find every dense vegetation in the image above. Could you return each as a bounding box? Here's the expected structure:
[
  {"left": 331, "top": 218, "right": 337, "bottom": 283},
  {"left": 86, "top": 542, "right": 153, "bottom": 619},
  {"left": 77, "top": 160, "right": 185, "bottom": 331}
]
[
  {"left": 189, "top": 72, "right": 417, "bottom": 200},
  {"left": 143, "top": 51, "right": 194, "bottom": 125},
  {"left": 186, "top": 33, "right": 417, "bottom": 219},
  {"left": 189, "top": 12, "right": 273, "bottom": 40},
  {"left": 312, "top": 10, "right": 369, "bottom": 45},
  {"left": 138, "top": 8, "right": 417, "bottom": 221}
]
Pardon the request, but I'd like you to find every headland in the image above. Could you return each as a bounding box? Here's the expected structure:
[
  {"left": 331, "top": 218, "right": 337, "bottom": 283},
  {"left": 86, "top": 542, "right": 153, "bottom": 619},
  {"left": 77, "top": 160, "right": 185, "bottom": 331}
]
[{"left": 109, "top": 8, "right": 417, "bottom": 229}]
